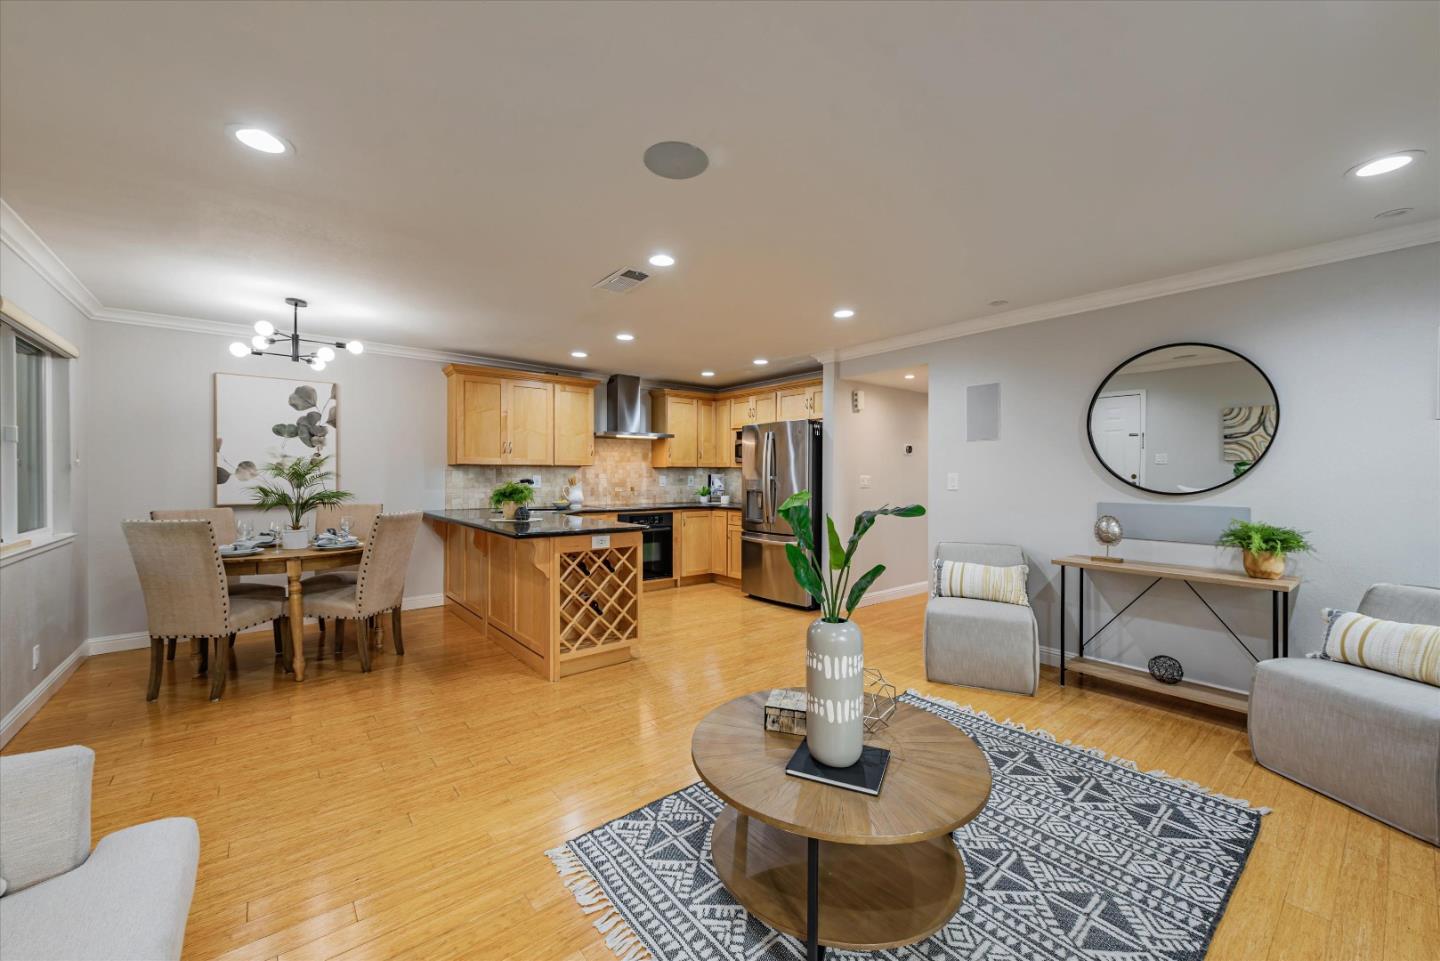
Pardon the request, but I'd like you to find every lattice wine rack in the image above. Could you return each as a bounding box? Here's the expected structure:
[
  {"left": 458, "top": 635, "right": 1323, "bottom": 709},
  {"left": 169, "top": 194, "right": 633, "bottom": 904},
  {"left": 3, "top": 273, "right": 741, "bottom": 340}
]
[{"left": 558, "top": 545, "right": 640, "bottom": 656}]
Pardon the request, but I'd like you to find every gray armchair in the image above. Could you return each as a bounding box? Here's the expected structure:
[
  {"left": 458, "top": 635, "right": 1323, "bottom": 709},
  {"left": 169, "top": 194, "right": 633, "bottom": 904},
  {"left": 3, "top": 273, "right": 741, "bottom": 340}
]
[
  {"left": 0, "top": 746, "right": 199, "bottom": 960},
  {"left": 1249, "top": 583, "right": 1440, "bottom": 844},
  {"left": 923, "top": 542, "right": 1040, "bottom": 695}
]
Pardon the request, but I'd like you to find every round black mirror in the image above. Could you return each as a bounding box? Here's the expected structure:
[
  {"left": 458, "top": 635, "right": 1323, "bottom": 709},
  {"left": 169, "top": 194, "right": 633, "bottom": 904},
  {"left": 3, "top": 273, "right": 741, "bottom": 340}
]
[{"left": 1087, "top": 343, "right": 1278, "bottom": 496}]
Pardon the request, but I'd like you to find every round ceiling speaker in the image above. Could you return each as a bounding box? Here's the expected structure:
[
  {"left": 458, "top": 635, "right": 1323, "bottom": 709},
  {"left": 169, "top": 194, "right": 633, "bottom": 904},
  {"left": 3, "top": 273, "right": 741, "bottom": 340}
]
[{"left": 643, "top": 141, "right": 709, "bottom": 180}]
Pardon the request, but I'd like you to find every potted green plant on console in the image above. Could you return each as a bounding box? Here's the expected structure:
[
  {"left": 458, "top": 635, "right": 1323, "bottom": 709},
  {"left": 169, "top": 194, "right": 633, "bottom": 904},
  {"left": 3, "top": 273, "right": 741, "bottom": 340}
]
[
  {"left": 490, "top": 481, "right": 535, "bottom": 520},
  {"left": 1217, "top": 520, "right": 1313, "bottom": 579},
  {"left": 778, "top": 490, "right": 924, "bottom": 767},
  {"left": 250, "top": 454, "right": 352, "bottom": 549}
]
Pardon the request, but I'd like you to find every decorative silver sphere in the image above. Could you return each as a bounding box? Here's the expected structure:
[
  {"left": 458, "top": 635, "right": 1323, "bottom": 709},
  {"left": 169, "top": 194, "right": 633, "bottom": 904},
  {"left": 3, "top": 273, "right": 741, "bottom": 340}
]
[{"left": 1094, "top": 514, "right": 1124, "bottom": 546}]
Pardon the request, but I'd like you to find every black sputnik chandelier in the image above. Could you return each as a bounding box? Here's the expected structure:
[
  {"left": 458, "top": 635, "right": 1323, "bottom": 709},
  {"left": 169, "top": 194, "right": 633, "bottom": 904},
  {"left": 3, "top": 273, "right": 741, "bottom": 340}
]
[{"left": 227, "top": 298, "right": 363, "bottom": 372}]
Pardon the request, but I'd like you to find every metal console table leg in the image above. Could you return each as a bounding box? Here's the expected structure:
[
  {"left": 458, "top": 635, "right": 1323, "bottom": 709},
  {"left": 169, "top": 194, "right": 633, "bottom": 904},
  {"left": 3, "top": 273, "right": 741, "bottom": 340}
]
[
  {"left": 806, "top": 836, "right": 824, "bottom": 961},
  {"left": 1059, "top": 565, "right": 1066, "bottom": 686}
]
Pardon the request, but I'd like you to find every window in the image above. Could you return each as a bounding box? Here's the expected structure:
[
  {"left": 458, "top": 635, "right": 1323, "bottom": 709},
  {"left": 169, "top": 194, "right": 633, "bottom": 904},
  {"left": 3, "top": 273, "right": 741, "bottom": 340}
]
[{"left": 1, "top": 321, "right": 51, "bottom": 543}]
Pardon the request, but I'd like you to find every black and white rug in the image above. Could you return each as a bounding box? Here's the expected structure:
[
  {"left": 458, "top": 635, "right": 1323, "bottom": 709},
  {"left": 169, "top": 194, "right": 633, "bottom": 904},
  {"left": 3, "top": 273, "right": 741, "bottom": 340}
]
[{"left": 548, "top": 691, "right": 1263, "bottom": 961}]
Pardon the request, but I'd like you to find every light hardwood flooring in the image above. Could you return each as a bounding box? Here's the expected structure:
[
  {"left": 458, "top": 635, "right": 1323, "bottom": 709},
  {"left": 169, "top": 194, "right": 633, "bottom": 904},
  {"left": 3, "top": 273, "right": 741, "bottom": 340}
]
[{"left": 5, "top": 585, "right": 1437, "bottom": 961}]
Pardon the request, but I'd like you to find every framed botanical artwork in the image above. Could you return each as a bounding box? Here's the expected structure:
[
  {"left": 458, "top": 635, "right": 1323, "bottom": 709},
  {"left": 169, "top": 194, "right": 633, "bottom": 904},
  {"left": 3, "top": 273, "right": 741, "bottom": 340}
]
[{"left": 214, "top": 372, "right": 339, "bottom": 507}]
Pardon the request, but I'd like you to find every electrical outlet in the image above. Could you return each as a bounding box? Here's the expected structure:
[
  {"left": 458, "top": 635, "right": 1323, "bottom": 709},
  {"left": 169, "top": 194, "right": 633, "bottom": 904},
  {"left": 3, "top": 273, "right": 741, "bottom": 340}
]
[
  {"left": 859, "top": 474, "right": 872, "bottom": 489},
  {"left": 32, "top": 645, "right": 40, "bottom": 670},
  {"left": 946, "top": 472, "right": 960, "bottom": 491},
  {"left": 659, "top": 474, "right": 668, "bottom": 486}
]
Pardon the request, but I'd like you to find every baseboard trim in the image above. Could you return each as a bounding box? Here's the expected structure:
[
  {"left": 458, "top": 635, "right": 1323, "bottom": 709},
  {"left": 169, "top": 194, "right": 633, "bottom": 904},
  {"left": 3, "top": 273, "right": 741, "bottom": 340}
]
[
  {"left": 854, "top": 581, "right": 930, "bottom": 608},
  {"left": 0, "top": 643, "right": 86, "bottom": 747}
]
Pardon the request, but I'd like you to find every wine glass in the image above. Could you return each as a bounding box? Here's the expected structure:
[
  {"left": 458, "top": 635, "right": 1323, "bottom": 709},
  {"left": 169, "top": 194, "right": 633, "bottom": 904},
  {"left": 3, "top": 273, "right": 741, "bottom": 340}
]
[
  {"left": 340, "top": 516, "right": 353, "bottom": 539},
  {"left": 237, "top": 519, "right": 252, "bottom": 542}
]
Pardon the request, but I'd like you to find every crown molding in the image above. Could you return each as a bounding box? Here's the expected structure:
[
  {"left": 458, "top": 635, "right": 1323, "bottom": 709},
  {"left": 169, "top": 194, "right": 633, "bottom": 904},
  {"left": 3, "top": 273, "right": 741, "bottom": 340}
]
[
  {"left": 0, "top": 199, "right": 103, "bottom": 317},
  {"left": 830, "top": 219, "right": 1440, "bottom": 363}
]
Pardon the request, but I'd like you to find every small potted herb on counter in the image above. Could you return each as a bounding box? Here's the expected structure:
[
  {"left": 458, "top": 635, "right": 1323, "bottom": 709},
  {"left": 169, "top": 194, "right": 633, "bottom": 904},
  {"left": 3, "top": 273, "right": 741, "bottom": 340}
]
[
  {"left": 1217, "top": 520, "right": 1313, "bottom": 579},
  {"left": 696, "top": 484, "right": 711, "bottom": 504},
  {"left": 491, "top": 481, "right": 535, "bottom": 520}
]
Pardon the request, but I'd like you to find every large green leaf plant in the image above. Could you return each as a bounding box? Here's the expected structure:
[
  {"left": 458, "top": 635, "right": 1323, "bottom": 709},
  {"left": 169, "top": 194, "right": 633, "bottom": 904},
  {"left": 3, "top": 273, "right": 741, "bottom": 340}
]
[
  {"left": 249, "top": 454, "right": 352, "bottom": 530},
  {"left": 778, "top": 490, "right": 925, "bottom": 623}
]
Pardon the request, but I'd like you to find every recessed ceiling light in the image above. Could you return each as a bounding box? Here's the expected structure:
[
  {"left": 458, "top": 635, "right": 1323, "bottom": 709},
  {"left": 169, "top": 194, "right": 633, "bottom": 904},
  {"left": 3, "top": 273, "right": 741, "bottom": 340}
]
[
  {"left": 988, "top": 299, "right": 1010, "bottom": 307},
  {"left": 833, "top": 308, "right": 855, "bottom": 319},
  {"left": 904, "top": 373, "right": 916, "bottom": 380},
  {"left": 753, "top": 358, "right": 769, "bottom": 366},
  {"left": 570, "top": 350, "right": 588, "bottom": 359},
  {"left": 648, "top": 253, "right": 675, "bottom": 267},
  {"left": 1375, "top": 207, "right": 1414, "bottom": 219},
  {"left": 643, "top": 141, "right": 709, "bottom": 180},
  {"left": 1347, "top": 150, "right": 1424, "bottom": 178},
  {"left": 615, "top": 333, "right": 635, "bottom": 342},
  {"left": 700, "top": 370, "right": 715, "bottom": 377},
  {"left": 233, "top": 127, "right": 288, "bottom": 154}
]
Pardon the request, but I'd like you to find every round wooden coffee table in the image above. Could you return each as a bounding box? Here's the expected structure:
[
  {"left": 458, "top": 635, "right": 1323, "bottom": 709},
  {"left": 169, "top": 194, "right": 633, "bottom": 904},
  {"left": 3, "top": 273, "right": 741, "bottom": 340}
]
[{"left": 692, "top": 690, "right": 991, "bottom": 960}]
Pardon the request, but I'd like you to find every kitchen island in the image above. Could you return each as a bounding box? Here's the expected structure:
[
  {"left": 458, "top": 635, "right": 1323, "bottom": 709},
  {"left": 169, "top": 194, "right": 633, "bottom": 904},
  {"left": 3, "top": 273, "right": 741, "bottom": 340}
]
[{"left": 425, "top": 509, "right": 645, "bottom": 680}]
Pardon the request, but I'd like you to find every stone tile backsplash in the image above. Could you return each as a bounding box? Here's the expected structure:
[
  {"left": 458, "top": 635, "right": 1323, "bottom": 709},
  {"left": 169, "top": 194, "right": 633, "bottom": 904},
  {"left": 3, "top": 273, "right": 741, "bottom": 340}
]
[{"left": 445, "top": 437, "right": 742, "bottom": 509}]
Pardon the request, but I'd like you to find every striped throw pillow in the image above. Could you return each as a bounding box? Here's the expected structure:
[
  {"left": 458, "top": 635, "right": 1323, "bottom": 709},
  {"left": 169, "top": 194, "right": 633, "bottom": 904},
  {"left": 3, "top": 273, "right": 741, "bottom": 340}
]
[
  {"left": 1321, "top": 608, "right": 1440, "bottom": 687},
  {"left": 934, "top": 560, "right": 1030, "bottom": 607}
]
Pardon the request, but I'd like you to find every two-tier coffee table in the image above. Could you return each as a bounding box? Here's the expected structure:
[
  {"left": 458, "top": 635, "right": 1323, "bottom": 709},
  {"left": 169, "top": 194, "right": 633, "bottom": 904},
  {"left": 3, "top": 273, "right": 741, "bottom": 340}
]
[{"left": 692, "top": 690, "right": 992, "bottom": 961}]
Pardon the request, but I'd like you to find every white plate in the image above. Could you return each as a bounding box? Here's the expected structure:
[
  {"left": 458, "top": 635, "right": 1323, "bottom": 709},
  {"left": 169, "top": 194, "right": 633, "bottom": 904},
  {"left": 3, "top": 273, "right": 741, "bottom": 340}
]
[
  {"left": 221, "top": 546, "right": 265, "bottom": 558},
  {"left": 313, "top": 541, "right": 360, "bottom": 550}
]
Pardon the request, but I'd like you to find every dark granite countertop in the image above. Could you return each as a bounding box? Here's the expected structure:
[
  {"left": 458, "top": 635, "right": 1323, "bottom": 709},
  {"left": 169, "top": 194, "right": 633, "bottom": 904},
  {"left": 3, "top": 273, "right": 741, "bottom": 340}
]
[
  {"left": 424, "top": 509, "right": 645, "bottom": 539},
  {"left": 566, "top": 501, "right": 740, "bottom": 513}
]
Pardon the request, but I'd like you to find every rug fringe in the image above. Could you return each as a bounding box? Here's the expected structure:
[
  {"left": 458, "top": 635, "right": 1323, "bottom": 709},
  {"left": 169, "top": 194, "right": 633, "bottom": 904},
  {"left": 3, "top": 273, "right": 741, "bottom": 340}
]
[
  {"left": 904, "top": 688, "right": 1271, "bottom": 815},
  {"left": 546, "top": 845, "right": 655, "bottom": 961}
]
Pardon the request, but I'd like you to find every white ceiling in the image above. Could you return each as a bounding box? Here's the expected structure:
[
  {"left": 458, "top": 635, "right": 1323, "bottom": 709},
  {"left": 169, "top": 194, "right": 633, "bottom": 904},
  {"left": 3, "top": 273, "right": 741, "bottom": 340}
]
[
  {"left": 848, "top": 367, "right": 929, "bottom": 394},
  {"left": 2, "top": 1, "right": 1436, "bottom": 386}
]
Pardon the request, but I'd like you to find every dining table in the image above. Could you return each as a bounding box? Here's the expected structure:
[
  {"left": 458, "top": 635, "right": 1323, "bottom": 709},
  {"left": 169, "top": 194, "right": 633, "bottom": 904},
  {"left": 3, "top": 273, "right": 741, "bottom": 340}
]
[{"left": 222, "top": 540, "right": 365, "bottom": 680}]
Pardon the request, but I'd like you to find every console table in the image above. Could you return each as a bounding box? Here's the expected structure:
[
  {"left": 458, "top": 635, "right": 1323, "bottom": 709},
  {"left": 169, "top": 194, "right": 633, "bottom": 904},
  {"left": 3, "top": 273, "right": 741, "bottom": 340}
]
[{"left": 1052, "top": 555, "right": 1299, "bottom": 714}]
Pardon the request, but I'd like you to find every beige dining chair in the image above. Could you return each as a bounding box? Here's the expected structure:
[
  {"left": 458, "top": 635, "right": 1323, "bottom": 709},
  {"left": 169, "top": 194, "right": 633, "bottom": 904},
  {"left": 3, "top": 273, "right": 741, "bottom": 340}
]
[
  {"left": 301, "top": 512, "right": 421, "bottom": 672},
  {"left": 310, "top": 503, "right": 382, "bottom": 648},
  {"left": 123, "top": 519, "right": 289, "bottom": 702}
]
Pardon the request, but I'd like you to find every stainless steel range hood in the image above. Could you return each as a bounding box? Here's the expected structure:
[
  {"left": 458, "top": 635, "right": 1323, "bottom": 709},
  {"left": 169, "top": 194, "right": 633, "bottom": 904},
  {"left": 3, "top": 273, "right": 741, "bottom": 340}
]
[{"left": 596, "top": 374, "right": 672, "bottom": 439}]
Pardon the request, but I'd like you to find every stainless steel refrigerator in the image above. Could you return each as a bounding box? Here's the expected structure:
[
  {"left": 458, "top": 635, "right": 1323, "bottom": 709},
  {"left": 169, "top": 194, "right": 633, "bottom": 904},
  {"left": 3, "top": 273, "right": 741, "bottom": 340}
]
[{"left": 741, "top": 419, "right": 822, "bottom": 607}]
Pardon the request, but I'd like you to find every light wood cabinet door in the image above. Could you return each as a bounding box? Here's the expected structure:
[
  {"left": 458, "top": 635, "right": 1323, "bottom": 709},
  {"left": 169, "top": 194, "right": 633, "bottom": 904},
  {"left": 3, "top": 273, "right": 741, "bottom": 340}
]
[
  {"left": 553, "top": 384, "right": 595, "bottom": 466},
  {"left": 506, "top": 380, "right": 554, "bottom": 465},
  {"left": 709, "top": 510, "right": 727, "bottom": 573},
  {"left": 512, "top": 539, "right": 550, "bottom": 656},
  {"left": 777, "top": 387, "right": 809, "bottom": 421},
  {"left": 444, "top": 524, "right": 467, "bottom": 600},
  {"left": 807, "top": 385, "right": 824, "bottom": 418},
  {"left": 488, "top": 535, "right": 516, "bottom": 635},
  {"left": 726, "top": 525, "right": 742, "bottom": 578},
  {"left": 679, "top": 510, "right": 712, "bottom": 577},
  {"left": 697, "top": 399, "right": 719, "bottom": 467},
  {"left": 729, "top": 396, "right": 751, "bottom": 429},
  {"left": 450, "top": 375, "right": 506, "bottom": 464},
  {"left": 462, "top": 529, "right": 488, "bottom": 615},
  {"left": 655, "top": 396, "right": 699, "bottom": 467},
  {"left": 754, "top": 392, "right": 776, "bottom": 424}
]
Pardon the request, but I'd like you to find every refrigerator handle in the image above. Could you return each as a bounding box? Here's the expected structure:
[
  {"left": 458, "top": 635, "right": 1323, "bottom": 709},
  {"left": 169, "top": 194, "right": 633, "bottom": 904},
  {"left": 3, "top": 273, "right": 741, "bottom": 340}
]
[{"left": 766, "top": 430, "right": 778, "bottom": 522}]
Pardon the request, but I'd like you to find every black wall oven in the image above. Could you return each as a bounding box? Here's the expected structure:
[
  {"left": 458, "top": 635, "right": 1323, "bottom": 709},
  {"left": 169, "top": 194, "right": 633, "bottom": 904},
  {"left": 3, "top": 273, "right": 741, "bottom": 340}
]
[{"left": 617, "top": 512, "right": 673, "bottom": 580}]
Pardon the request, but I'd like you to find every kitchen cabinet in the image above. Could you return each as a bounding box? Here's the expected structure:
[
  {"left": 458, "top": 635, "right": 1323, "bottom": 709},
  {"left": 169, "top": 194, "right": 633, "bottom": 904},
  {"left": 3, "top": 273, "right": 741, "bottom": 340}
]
[
  {"left": 729, "top": 391, "right": 777, "bottom": 428},
  {"left": 726, "top": 524, "right": 742, "bottom": 579},
  {"left": 679, "top": 510, "right": 712, "bottom": 577},
  {"left": 709, "top": 510, "right": 727, "bottom": 574},
  {"left": 777, "top": 386, "right": 809, "bottom": 421},
  {"left": 807, "top": 385, "right": 824, "bottom": 417},
  {"left": 444, "top": 365, "right": 600, "bottom": 467},
  {"left": 445, "top": 522, "right": 468, "bottom": 600},
  {"left": 697, "top": 398, "right": 720, "bottom": 467},
  {"left": 554, "top": 383, "right": 596, "bottom": 466},
  {"left": 463, "top": 528, "right": 488, "bottom": 615},
  {"left": 651, "top": 393, "right": 699, "bottom": 467},
  {"left": 487, "top": 534, "right": 517, "bottom": 636}
]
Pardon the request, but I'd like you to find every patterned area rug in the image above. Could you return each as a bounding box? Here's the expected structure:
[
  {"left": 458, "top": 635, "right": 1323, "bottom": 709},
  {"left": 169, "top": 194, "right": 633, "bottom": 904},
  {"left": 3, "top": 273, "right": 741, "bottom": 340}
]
[{"left": 548, "top": 690, "right": 1263, "bottom": 961}]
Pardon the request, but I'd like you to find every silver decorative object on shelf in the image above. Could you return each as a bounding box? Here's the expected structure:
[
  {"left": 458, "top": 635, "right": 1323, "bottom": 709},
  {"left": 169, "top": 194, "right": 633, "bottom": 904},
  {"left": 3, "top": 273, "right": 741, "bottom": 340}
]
[
  {"left": 1092, "top": 514, "right": 1125, "bottom": 563},
  {"left": 862, "top": 668, "right": 897, "bottom": 734}
]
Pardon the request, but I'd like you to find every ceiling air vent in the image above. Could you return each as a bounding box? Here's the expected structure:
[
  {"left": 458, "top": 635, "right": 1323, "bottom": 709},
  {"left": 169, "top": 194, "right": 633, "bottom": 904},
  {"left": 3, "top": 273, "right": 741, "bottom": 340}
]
[{"left": 592, "top": 267, "right": 650, "bottom": 293}]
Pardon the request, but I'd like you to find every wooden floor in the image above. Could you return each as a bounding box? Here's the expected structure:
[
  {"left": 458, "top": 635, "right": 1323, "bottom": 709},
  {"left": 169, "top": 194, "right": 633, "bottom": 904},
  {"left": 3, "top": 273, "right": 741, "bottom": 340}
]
[{"left": 6, "top": 585, "right": 1438, "bottom": 961}]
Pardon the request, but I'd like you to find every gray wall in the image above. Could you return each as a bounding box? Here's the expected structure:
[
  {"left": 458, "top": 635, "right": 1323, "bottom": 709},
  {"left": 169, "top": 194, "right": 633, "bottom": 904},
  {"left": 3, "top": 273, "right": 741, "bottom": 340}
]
[
  {"left": 83, "top": 321, "right": 449, "bottom": 639},
  {"left": 0, "top": 242, "right": 89, "bottom": 729},
  {"left": 834, "top": 244, "right": 1440, "bottom": 691},
  {"left": 831, "top": 379, "right": 930, "bottom": 596},
  {"left": 1107, "top": 360, "right": 1274, "bottom": 491}
]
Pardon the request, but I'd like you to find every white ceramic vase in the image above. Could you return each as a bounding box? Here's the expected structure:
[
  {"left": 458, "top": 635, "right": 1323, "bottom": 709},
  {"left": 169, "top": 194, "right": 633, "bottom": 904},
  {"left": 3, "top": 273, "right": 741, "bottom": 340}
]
[
  {"left": 805, "top": 619, "right": 864, "bottom": 767},
  {"left": 567, "top": 483, "right": 583, "bottom": 508},
  {"left": 280, "top": 527, "right": 310, "bottom": 550}
]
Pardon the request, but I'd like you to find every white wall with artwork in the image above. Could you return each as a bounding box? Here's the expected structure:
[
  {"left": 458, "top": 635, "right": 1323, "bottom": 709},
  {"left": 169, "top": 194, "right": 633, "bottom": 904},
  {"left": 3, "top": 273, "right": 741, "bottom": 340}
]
[{"left": 214, "top": 373, "right": 340, "bottom": 507}]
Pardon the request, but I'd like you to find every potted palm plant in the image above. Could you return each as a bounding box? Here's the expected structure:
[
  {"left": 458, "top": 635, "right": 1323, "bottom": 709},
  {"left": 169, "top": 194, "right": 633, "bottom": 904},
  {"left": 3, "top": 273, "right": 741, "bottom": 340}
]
[
  {"left": 490, "top": 481, "right": 535, "bottom": 520},
  {"left": 249, "top": 454, "right": 353, "bottom": 549},
  {"left": 778, "top": 490, "right": 924, "bottom": 767},
  {"left": 1217, "top": 520, "right": 1313, "bottom": 579}
]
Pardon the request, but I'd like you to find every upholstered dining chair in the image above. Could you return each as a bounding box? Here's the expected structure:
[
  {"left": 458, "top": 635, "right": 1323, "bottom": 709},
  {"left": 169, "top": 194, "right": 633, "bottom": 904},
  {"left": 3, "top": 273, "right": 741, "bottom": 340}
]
[
  {"left": 311, "top": 502, "right": 382, "bottom": 648},
  {"left": 151, "top": 507, "right": 252, "bottom": 657},
  {"left": 301, "top": 512, "right": 421, "bottom": 671},
  {"left": 123, "top": 519, "right": 289, "bottom": 701}
]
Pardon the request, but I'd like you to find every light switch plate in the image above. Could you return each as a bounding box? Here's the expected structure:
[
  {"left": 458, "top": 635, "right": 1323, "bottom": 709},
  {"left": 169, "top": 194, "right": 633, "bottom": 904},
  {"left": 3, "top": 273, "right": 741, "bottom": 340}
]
[
  {"left": 591, "top": 535, "right": 611, "bottom": 549},
  {"left": 859, "top": 474, "right": 872, "bottom": 489},
  {"left": 946, "top": 472, "right": 960, "bottom": 491},
  {"left": 1154, "top": 453, "right": 1169, "bottom": 465}
]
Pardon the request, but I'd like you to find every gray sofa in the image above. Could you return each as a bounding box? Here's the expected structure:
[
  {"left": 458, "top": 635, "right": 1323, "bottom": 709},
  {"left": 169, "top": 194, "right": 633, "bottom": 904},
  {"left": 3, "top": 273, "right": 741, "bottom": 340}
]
[
  {"left": 0, "top": 745, "right": 199, "bottom": 960},
  {"left": 1249, "top": 583, "right": 1440, "bottom": 845},
  {"left": 924, "top": 542, "right": 1039, "bottom": 695}
]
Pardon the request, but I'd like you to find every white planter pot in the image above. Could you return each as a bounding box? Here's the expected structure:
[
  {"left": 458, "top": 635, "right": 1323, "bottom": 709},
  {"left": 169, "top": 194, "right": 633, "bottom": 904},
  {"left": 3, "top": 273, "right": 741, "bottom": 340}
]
[
  {"left": 280, "top": 528, "right": 310, "bottom": 550},
  {"left": 805, "top": 618, "right": 864, "bottom": 767}
]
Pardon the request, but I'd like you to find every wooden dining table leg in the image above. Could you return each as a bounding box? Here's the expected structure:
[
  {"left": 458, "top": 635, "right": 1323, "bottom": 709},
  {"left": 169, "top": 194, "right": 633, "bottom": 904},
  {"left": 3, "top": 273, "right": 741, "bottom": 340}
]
[{"left": 287, "top": 559, "right": 306, "bottom": 680}]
